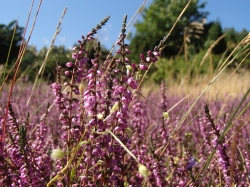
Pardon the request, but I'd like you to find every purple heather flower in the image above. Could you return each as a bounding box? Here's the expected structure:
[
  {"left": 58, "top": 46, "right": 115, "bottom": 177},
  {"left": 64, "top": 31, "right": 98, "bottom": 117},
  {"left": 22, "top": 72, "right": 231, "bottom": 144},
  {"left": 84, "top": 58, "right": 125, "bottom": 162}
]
[
  {"left": 125, "top": 48, "right": 131, "bottom": 54},
  {"left": 151, "top": 56, "right": 158, "bottom": 63},
  {"left": 66, "top": 62, "right": 73, "bottom": 67},
  {"left": 153, "top": 51, "right": 160, "bottom": 56},
  {"left": 64, "top": 71, "right": 70, "bottom": 76},
  {"left": 140, "top": 53, "right": 145, "bottom": 60},
  {"left": 131, "top": 63, "right": 137, "bottom": 69},
  {"left": 87, "top": 36, "right": 94, "bottom": 41},
  {"left": 127, "top": 77, "right": 137, "bottom": 89},
  {"left": 139, "top": 64, "right": 148, "bottom": 71},
  {"left": 83, "top": 95, "right": 96, "bottom": 109},
  {"left": 72, "top": 52, "right": 78, "bottom": 59},
  {"left": 117, "top": 86, "right": 126, "bottom": 94},
  {"left": 186, "top": 157, "right": 198, "bottom": 170},
  {"left": 147, "top": 50, "right": 152, "bottom": 56},
  {"left": 146, "top": 57, "right": 151, "bottom": 62}
]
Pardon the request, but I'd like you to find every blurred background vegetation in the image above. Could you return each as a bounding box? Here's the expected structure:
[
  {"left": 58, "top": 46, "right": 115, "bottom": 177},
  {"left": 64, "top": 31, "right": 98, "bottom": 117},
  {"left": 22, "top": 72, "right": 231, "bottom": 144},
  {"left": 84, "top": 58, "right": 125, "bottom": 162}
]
[{"left": 0, "top": 0, "right": 249, "bottom": 84}]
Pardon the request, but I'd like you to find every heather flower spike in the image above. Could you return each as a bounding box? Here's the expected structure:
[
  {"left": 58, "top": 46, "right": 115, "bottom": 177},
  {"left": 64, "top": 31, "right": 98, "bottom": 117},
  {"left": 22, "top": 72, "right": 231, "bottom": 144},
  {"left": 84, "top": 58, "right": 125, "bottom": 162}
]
[{"left": 121, "top": 15, "right": 127, "bottom": 34}]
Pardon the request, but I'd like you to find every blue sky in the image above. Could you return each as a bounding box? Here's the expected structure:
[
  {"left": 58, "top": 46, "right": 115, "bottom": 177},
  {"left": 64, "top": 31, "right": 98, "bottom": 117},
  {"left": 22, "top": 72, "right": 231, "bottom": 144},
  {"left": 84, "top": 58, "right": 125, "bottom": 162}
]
[{"left": 0, "top": 0, "right": 249, "bottom": 51}]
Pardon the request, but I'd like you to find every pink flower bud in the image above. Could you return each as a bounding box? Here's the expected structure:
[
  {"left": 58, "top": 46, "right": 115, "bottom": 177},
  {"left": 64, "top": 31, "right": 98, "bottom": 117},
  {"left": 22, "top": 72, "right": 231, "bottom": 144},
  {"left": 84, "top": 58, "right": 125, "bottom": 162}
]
[
  {"left": 147, "top": 50, "right": 152, "bottom": 56},
  {"left": 146, "top": 57, "right": 151, "bottom": 62},
  {"left": 140, "top": 53, "right": 145, "bottom": 60},
  {"left": 139, "top": 64, "right": 148, "bottom": 70},
  {"left": 153, "top": 51, "right": 160, "bottom": 56},
  {"left": 66, "top": 62, "right": 73, "bottom": 67},
  {"left": 127, "top": 77, "right": 137, "bottom": 89},
  {"left": 125, "top": 48, "right": 131, "bottom": 54},
  {"left": 131, "top": 63, "right": 137, "bottom": 69},
  {"left": 64, "top": 71, "right": 70, "bottom": 76}
]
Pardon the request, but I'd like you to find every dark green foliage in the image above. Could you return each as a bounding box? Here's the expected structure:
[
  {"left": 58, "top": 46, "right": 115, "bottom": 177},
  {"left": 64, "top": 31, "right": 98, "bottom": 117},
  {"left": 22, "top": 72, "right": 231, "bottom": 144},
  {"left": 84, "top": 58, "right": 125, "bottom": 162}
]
[
  {"left": 0, "top": 20, "right": 24, "bottom": 64},
  {"left": 25, "top": 45, "right": 72, "bottom": 82},
  {"left": 129, "top": 0, "right": 208, "bottom": 61},
  {"left": 204, "top": 21, "right": 227, "bottom": 54},
  {"left": 19, "top": 41, "right": 110, "bottom": 82},
  {"left": 224, "top": 28, "right": 249, "bottom": 45}
]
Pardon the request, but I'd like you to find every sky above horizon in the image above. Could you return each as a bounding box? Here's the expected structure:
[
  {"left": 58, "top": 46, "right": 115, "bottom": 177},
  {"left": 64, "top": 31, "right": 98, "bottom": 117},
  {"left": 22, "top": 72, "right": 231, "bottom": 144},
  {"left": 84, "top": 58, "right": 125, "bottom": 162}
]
[{"left": 0, "top": 0, "right": 250, "bottom": 51}]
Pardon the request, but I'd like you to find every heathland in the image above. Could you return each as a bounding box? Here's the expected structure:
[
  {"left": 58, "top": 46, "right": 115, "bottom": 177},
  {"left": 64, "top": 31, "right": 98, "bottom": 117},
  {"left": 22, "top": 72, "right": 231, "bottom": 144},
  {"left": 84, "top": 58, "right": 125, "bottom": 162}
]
[{"left": 0, "top": 0, "right": 249, "bottom": 186}]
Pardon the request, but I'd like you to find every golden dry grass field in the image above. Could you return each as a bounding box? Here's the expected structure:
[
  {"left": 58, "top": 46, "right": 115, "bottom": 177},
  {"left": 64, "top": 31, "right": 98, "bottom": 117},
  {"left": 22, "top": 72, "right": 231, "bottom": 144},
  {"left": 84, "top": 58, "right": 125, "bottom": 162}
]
[{"left": 142, "top": 69, "right": 250, "bottom": 101}]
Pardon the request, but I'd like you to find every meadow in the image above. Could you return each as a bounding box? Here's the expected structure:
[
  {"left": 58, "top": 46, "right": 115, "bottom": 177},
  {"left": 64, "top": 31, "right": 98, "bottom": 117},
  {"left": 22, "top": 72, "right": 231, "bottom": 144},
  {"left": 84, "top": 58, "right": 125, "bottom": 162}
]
[{"left": 0, "top": 2, "right": 250, "bottom": 187}]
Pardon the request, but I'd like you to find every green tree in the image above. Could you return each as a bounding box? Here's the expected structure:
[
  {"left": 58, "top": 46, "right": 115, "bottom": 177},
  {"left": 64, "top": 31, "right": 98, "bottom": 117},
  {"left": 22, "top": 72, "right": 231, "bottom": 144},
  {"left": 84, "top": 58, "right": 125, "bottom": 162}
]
[
  {"left": 34, "top": 45, "right": 72, "bottom": 82},
  {"left": 129, "top": 0, "right": 207, "bottom": 61},
  {"left": 224, "top": 28, "right": 249, "bottom": 46},
  {"left": 0, "top": 20, "right": 24, "bottom": 64},
  {"left": 224, "top": 28, "right": 250, "bottom": 68},
  {"left": 204, "top": 21, "right": 227, "bottom": 54}
]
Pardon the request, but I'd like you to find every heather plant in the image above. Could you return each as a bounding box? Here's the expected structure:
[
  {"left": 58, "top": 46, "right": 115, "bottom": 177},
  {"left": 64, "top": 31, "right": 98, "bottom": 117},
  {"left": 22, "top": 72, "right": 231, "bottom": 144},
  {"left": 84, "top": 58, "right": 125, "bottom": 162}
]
[{"left": 0, "top": 1, "right": 250, "bottom": 187}]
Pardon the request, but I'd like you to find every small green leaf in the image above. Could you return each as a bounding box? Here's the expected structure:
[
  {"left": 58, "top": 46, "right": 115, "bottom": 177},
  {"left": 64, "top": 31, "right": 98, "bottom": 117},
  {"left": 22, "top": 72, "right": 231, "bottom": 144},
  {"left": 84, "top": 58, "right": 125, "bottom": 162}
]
[{"left": 70, "top": 168, "right": 76, "bottom": 180}]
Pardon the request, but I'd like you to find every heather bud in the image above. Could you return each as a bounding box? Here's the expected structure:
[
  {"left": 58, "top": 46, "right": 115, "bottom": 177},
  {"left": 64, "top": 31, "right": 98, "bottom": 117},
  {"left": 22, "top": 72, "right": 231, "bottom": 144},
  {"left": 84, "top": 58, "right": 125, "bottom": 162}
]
[
  {"left": 136, "top": 70, "right": 142, "bottom": 80},
  {"left": 126, "top": 65, "right": 132, "bottom": 71},
  {"left": 66, "top": 62, "right": 73, "bottom": 67},
  {"left": 153, "top": 51, "right": 160, "bottom": 56},
  {"left": 127, "top": 77, "right": 137, "bottom": 89},
  {"left": 138, "top": 164, "right": 149, "bottom": 178},
  {"left": 125, "top": 48, "right": 131, "bottom": 54},
  {"left": 163, "top": 112, "right": 169, "bottom": 119},
  {"left": 140, "top": 53, "right": 145, "bottom": 60},
  {"left": 131, "top": 63, "right": 137, "bottom": 69},
  {"left": 79, "top": 84, "right": 84, "bottom": 93},
  {"left": 146, "top": 57, "right": 151, "bottom": 62},
  {"left": 65, "top": 71, "right": 71, "bottom": 76},
  {"left": 110, "top": 102, "right": 119, "bottom": 113},
  {"left": 139, "top": 64, "right": 148, "bottom": 71},
  {"left": 97, "top": 113, "right": 104, "bottom": 120},
  {"left": 50, "top": 149, "right": 64, "bottom": 160},
  {"left": 147, "top": 50, "right": 152, "bottom": 56}
]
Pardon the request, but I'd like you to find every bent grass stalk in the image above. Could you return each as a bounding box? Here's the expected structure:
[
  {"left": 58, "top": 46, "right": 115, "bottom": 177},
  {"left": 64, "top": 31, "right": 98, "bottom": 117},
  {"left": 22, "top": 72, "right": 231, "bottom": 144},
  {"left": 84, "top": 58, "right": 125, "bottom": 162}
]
[{"left": 26, "top": 7, "right": 67, "bottom": 107}]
